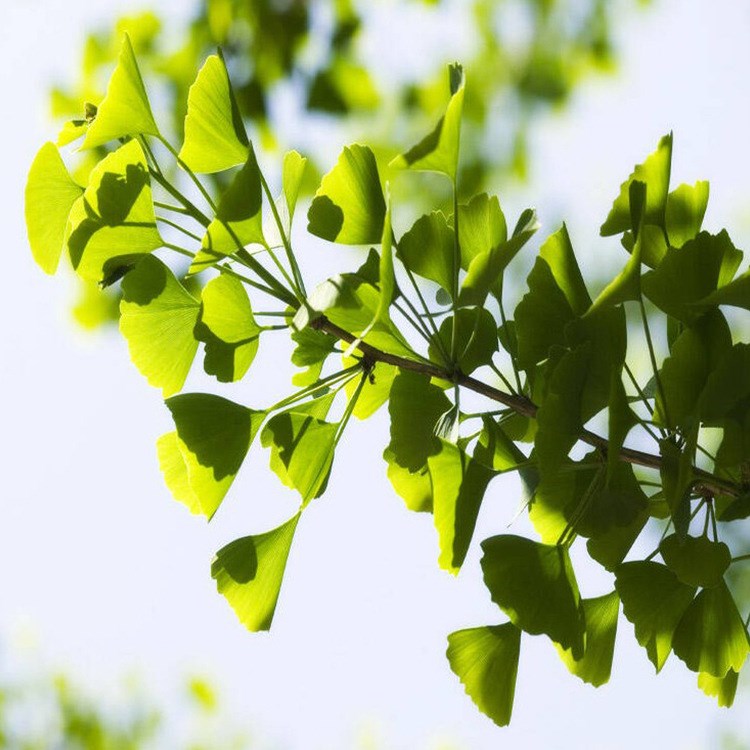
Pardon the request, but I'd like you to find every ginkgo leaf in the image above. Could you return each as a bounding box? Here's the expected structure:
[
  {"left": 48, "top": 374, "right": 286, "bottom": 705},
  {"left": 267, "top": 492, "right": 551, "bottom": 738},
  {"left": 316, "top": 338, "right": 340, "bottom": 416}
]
[
  {"left": 344, "top": 359, "right": 397, "bottom": 420},
  {"left": 698, "top": 669, "right": 739, "bottom": 708},
  {"left": 481, "top": 535, "right": 585, "bottom": 657},
  {"left": 81, "top": 34, "right": 160, "bottom": 149},
  {"left": 615, "top": 560, "right": 696, "bottom": 672},
  {"left": 66, "top": 139, "right": 162, "bottom": 281},
  {"left": 446, "top": 623, "right": 521, "bottom": 727},
  {"left": 195, "top": 274, "right": 262, "bottom": 382},
  {"left": 397, "top": 211, "right": 455, "bottom": 297},
  {"left": 212, "top": 514, "right": 300, "bottom": 632},
  {"left": 384, "top": 449, "right": 433, "bottom": 513},
  {"left": 282, "top": 150, "right": 307, "bottom": 223},
  {"left": 555, "top": 591, "right": 619, "bottom": 687},
  {"left": 659, "top": 535, "right": 731, "bottom": 589},
  {"left": 538, "top": 223, "right": 590, "bottom": 315},
  {"left": 430, "top": 440, "right": 496, "bottom": 574},
  {"left": 190, "top": 148, "right": 265, "bottom": 273},
  {"left": 428, "top": 308, "right": 499, "bottom": 375},
  {"left": 261, "top": 411, "right": 339, "bottom": 504},
  {"left": 163, "top": 393, "right": 265, "bottom": 519},
  {"left": 666, "top": 181, "right": 709, "bottom": 248},
  {"left": 390, "top": 64, "right": 465, "bottom": 180},
  {"left": 601, "top": 133, "right": 672, "bottom": 236},
  {"left": 307, "top": 144, "right": 386, "bottom": 244},
  {"left": 25, "top": 142, "right": 84, "bottom": 274},
  {"left": 120, "top": 255, "right": 200, "bottom": 396},
  {"left": 178, "top": 53, "right": 249, "bottom": 174},
  {"left": 457, "top": 193, "right": 507, "bottom": 270},
  {"left": 672, "top": 583, "right": 750, "bottom": 677}
]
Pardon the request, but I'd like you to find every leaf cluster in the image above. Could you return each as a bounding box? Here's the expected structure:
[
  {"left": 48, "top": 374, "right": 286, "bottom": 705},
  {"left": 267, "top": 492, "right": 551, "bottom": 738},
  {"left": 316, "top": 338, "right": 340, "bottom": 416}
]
[{"left": 26, "top": 36, "right": 750, "bottom": 728}]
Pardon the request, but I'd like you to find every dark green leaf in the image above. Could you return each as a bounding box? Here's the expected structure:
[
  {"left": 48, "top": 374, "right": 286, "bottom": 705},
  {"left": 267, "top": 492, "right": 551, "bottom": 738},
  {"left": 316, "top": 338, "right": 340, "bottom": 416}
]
[
  {"left": 660, "top": 535, "right": 731, "bottom": 589},
  {"left": 428, "top": 308, "right": 498, "bottom": 375},
  {"left": 397, "top": 211, "right": 454, "bottom": 296},
  {"left": 615, "top": 560, "right": 696, "bottom": 672},
  {"left": 481, "top": 535, "right": 585, "bottom": 657}
]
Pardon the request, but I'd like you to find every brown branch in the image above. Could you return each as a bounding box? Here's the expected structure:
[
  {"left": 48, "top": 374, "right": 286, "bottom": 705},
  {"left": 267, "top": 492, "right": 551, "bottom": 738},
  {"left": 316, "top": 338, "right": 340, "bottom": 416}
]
[{"left": 314, "top": 316, "right": 742, "bottom": 499}]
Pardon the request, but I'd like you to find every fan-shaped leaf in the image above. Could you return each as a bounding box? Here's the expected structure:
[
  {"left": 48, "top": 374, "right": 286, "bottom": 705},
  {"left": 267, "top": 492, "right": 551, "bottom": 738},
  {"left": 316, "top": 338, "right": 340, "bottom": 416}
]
[
  {"left": 698, "top": 669, "right": 739, "bottom": 708},
  {"left": 120, "top": 256, "right": 200, "bottom": 396},
  {"left": 178, "top": 53, "right": 249, "bottom": 173},
  {"left": 660, "top": 535, "right": 731, "bottom": 589},
  {"left": 212, "top": 514, "right": 300, "bottom": 632},
  {"left": 398, "top": 211, "right": 455, "bottom": 297},
  {"left": 615, "top": 560, "right": 696, "bottom": 672},
  {"left": 195, "top": 274, "right": 261, "bottom": 382},
  {"left": 481, "top": 535, "right": 585, "bottom": 657},
  {"left": 666, "top": 181, "right": 709, "bottom": 248},
  {"left": 446, "top": 623, "right": 521, "bottom": 727},
  {"left": 162, "top": 393, "right": 264, "bottom": 519},
  {"left": 25, "top": 142, "right": 84, "bottom": 274},
  {"left": 81, "top": 34, "right": 159, "bottom": 149},
  {"left": 307, "top": 144, "right": 385, "bottom": 244},
  {"left": 672, "top": 583, "right": 750, "bottom": 677},
  {"left": 67, "top": 139, "right": 162, "bottom": 281}
]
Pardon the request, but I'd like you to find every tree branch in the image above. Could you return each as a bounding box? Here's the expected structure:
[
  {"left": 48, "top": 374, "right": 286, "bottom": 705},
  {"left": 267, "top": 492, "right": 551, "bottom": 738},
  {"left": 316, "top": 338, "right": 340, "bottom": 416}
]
[{"left": 313, "top": 316, "right": 742, "bottom": 499}]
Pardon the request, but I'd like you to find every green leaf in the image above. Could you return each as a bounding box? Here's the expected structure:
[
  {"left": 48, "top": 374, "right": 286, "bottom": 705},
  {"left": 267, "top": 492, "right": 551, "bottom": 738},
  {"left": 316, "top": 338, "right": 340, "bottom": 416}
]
[
  {"left": 458, "top": 209, "right": 539, "bottom": 307},
  {"left": 212, "top": 513, "right": 300, "bottom": 632},
  {"left": 672, "top": 583, "right": 750, "bottom": 677},
  {"left": 514, "top": 258, "right": 576, "bottom": 370},
  {"left": 282, "top": 150, "right": 307, "bottom": 224},
  {"left": 621, "top": 223, "right": 668, "bottom": 269},
  {"left": 163, "top": 393, "right": 264, "bottom": 519},
  {"left": 300, "top": 273, "right": 414, "bottom": 358},
  {"left": 699, "top": 343, "right": 750, "bottom": 422},
  {"left": 607, "top": 370, "right": 638, "bottom": 478},
  {"left": 67, "top": 139, "right": 163, "bottom": 282},
  {"left": 386, "top": 370, "right": 451, "bottom": 472},
  {"left": 261, "top": 412, "right": 338, "bottom": 504},
  {"left": 178, "top": 53, "right": 249, "bottom": 174},
  {"left": 25, "top": 142, "right": 84, "bottom": 274},
  {"left": 538, "top": 224, "right": 590, "bottom": 315},
  {"left": 428, "top": 308, "right": 498, "bottom": 375},
  {"left": 307, "top": 144, "right": 385, "bottom": 244},
  {"left": 697, "top": 669, "right": 739, "bottom": 708},
  {"left": 344, "top": 359, "right": 397, "bottom": 420},
  {"left": 384, "top": 448, "right": 433, "bottom": 513},
  {"left": 655, "top": 310, "right": 732, "bottom": 428},
  {"left": 659, "top": 431, "right": 697, "bottom": 538},
  {"left": 457, "top": 193, "right": 507, "bottom": 270},
  {"left": 481, "top": 535, "right": 585, "bottom": 657},
  {"left": 290, "top": 327, "right": 337, "bottom": 387},
  {"left": 191, "top": 148, "right": 265, "bottom": 272},
  {"left": 81, "top": 34, "right": 160, "bottom": 149},
  {"left": 642, "top": 231, "right": 743, "bottom": 323},
  {"left": 390, "top": 64, "right": 465, "bottom": 180},
  {"left": 397, "top": 211, "right": 454, "bottom": 297},
  {"left": 695, "top": 268, "right": 750, "bottom": 312},
  {"left": 587, "top": 509, "right": 648, "bottom": 572},
  {"left": 556, "top": 591, "right": 619, "bottom": 687},
  {"left": 665, "top": 181, "right": 709, "bottom": 248},
  {"left": 601, "top": 133, "right": 672, "bottom": 236},
  {"left": 429, "top": 440, "right": 496, "bottom": 574},
  {"left": 446, "top": 623, "right": 521, "bottom": 727},
  {"left": 659, "top": 535, "right": 731, "bottom": 589},
  {"left": 57, "top": 119, "right": 88, "bottom": 147},
  {"left": 120, "top": 256, "right": 200, "bottom": 396},
  {"left": 615, "top": 561, "right": 696, "bottom": 672},
  {"left": 195, "top": 274, "right": 262, "bottom": 382},
  {"left": 373, "top": 192, "right": 395, "bottom": 325}
]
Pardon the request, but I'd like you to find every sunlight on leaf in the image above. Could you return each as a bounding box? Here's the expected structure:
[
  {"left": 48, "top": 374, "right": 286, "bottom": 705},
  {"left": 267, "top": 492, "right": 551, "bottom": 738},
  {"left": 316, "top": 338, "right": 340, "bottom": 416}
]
[{"left": 212, "top": 514, "right": 300, "bottom": 631}]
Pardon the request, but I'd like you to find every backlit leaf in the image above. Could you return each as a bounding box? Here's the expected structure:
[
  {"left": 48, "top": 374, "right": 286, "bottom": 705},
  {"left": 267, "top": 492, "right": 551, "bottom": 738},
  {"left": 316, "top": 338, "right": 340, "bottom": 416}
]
[
  {"left": 666, "top": 181, "right": 709, "bottom": 248},
  {"left": 120, "top": 256, "right": 200, "bottom": 396},
  {"left": 446, "top": 623, "right": 521, "bottom": 727},
  {"left": 457, "top": 193, "right": 507, "bottom": 270},
  {"left": 672, "top": 583, "right": 750, "bottom": 677},
  {"left": 212, "top": 513, "right": 300, "bottom": 632},
  {"left": 481, "top": 535, "right": 585, "bottom": 657},
  {"left": 390, "top": 64, "right": 465, "bottom": 180},
  {"left": 195, "top": 274, "right": 262, "bottom": 382},
  {"left": 428, "top": 308, "right": 499, "bottom": 375},
  {"left": 660, "top": 535, "right": 731, "bottom": 589},
  {"left": 66, "top": 139, "right": 162, "bottom": 282},
  {"left": 429, "top": 440, "right": 496, "bottom": 574},
  {"left": 698, "top": 669, "right": 739, "bottom": 708},
  {"left": 163, "top": 393, "right": 265, "bottom": 519},
  {"left": 282, "top": 150, "right": 307, "bottom": 223},
  {"left": 178, "top": 53, "right": 249, "bottom": 173},
  {"left": 601, "top": 133, "right": 672, "bottom": 236},
  {"left": 615, "top": 560, "right": 696, "bottom": 672},
  {"left": 556, "top": 591, "right": 619, "bottom": 687},
  {"left": 81, "top": 34, "right": 160, "bottom": 149},
  {"left": 307, "top": 144, "right": 385, "bottom": 244},
  {"left": 25, "top": 142, "right": 84, "bottom": 274},
  {"left": 397, "top": 211, "right": 455, "bottom": 297}
]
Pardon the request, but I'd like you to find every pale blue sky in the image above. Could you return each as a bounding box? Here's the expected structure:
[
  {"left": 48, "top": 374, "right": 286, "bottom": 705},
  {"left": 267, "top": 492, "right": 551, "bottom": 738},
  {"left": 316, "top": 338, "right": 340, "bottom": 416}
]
[{"left": 2, "top": 1, "right": 750, "bottom": 748}]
